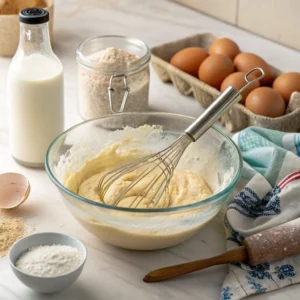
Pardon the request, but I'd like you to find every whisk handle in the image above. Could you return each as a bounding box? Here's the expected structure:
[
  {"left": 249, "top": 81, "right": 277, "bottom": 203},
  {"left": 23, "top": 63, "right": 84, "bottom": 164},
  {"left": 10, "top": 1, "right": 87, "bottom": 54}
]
[
  {"left": 184, "top": 87, "right": 241, "bottom": 141},
  {"left": 185, "top": 67, "right": 264, "bottom": 141}
]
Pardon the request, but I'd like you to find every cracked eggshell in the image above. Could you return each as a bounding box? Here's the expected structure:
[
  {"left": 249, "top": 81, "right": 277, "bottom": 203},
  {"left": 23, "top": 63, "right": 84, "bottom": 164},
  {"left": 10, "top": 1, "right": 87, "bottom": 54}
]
[{"left": 0, "top": 173, "right": 30, "bottom": 209}]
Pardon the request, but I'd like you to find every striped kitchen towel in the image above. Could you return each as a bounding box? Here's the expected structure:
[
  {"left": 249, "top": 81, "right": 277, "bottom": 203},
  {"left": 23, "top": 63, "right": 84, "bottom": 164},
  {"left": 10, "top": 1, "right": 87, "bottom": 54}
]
[{"left": 221, "top": 127, "right": 300, "bottom": 300}]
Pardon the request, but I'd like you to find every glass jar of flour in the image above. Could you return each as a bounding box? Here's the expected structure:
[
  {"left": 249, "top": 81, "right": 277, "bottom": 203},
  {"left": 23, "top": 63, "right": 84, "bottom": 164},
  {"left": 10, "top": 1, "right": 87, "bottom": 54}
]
[{"left": 76, "top": 35, "right": 151, "bottom": 119}]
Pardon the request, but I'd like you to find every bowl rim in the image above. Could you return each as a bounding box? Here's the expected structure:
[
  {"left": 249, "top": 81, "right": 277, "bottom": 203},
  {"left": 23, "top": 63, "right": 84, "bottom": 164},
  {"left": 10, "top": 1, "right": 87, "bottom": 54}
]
[
  {"left": 9, "top": 232, "right": 87, "bottom": 280},
  {"left": 45, "top": 112, "right": 242, "bottom": 213}
]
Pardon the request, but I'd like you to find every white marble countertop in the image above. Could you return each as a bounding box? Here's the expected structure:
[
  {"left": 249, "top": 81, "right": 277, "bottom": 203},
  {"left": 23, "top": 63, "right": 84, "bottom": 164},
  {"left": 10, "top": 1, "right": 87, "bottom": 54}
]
[{"left": 1, "top": 1, "right": 300, "bottom": 299}]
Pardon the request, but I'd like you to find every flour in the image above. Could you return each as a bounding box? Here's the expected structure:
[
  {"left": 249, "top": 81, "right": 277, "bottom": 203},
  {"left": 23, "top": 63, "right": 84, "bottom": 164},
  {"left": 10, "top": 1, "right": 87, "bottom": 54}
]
[
  {"left": 16, "top": 244, "right": 83, "bottom": 277},
  {"left": 78, "top": 47, "right": 150, "bottom": 119},
  {"left": 89, "top": 47, "right": 138, "bottom": 65}
]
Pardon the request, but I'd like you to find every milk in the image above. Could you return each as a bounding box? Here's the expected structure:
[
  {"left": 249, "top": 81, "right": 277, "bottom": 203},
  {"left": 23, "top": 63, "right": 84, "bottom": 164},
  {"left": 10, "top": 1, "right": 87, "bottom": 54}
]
[
  {"left": 8, "top": 54, "right": 64, "bottom": 167},
  {"left": 8, "top": 8, "right": 64, "bottom": 167}
]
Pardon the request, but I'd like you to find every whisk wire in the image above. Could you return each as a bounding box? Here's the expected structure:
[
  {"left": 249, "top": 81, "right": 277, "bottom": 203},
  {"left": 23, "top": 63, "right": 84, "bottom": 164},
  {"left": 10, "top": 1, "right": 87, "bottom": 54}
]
[
  {"left": 133, "top": 168, "right": 168, "bottom": 208},
  {"left": 111, "top": 149, "right": 175, "bottom": 207},
  {"left": 99, "top": 134, "right": 193, "bottom": 208},
  {"left": 99, "top": 155, "right": 152, "bottom": 195}
]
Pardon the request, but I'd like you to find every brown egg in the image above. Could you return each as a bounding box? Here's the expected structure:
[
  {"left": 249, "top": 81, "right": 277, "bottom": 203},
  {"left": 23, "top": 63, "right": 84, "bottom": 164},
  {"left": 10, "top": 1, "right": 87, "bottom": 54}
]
[
  {"left": 170, "top": 47, "right": 208, "bottom": 77},
  {"left": 198, "top": 54, "right": 234, "bottom": 89},
  {"left": 234, "top": 53, "right": 274, "bottom": 85},
  {"left": 221, "top": 72, "right": 260, "bottom": 104},
  {"left": 245, "top": 87, "right": 285, "bottom": 117},
  {"left": 209, "top": 38, "right": 240, "bottom": 60},
  {"left": 273, "top": 72, "right": 300, "bottom": 103}
]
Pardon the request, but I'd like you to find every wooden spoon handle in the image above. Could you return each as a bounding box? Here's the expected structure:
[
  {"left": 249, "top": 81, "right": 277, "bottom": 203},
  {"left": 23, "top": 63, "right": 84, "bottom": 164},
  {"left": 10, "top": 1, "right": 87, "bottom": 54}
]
[{"left": 143, "top": 246, "right": 247, "bottom": 283}]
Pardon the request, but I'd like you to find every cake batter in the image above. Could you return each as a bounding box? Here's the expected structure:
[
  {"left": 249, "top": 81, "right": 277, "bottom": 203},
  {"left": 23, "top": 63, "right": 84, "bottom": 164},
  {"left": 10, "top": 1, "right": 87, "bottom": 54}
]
[{"left": 64, "top": 140, "right": 212, "bottom": 208}]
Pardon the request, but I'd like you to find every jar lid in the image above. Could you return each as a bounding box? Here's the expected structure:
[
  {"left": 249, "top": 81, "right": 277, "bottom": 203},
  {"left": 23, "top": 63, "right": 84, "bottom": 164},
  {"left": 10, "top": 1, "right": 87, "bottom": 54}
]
[{"left": 19, "top": 8, "right": 49, "bottom": 24}]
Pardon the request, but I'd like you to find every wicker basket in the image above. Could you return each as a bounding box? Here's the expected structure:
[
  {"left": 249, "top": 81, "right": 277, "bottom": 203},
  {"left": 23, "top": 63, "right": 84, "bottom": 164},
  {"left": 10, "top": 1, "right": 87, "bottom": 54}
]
[{"left": 151, "top": 33, "right": 300, "bottom": 132}]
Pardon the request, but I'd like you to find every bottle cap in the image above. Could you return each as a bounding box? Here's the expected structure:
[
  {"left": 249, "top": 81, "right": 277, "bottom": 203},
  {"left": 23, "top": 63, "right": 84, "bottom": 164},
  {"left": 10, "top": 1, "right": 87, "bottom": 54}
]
[{"left": 19, "top": 8, "right": 49, "bottom": 24}]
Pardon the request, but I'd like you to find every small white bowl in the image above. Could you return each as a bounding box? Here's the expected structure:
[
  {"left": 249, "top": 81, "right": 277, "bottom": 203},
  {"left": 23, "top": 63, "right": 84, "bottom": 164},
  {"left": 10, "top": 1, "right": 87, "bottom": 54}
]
[{"left": 9, "top": 232, "right": 87, "bottom": 294}]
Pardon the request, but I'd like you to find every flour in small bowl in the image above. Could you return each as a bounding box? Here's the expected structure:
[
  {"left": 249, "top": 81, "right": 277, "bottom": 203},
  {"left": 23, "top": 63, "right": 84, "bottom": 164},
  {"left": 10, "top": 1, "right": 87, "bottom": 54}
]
[{"left": 16, "top": 244, "right": 83, "bottom": 277}]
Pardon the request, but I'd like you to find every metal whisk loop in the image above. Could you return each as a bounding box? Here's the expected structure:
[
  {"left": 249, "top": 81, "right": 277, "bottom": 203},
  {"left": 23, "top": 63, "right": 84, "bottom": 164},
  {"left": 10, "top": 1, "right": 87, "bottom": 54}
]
[
  {"left": 98, "top": 67, "right": 265, "bottom": 208},
  {"left": 239, "top": 67, "right": 265, "bottom": 94}
]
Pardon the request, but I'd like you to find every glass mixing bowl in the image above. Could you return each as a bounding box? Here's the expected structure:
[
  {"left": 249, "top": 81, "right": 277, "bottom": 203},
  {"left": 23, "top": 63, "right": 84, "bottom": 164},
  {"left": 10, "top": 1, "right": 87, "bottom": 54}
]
[{"left": 45, "top": 113, "right": 242, "bottom": 250}]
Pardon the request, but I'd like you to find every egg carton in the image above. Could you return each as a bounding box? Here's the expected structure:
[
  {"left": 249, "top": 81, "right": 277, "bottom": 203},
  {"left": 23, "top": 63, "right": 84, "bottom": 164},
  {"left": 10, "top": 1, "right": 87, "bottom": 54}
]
[{"left": 151, "top": 33, "right": 300, "bottom": 132}]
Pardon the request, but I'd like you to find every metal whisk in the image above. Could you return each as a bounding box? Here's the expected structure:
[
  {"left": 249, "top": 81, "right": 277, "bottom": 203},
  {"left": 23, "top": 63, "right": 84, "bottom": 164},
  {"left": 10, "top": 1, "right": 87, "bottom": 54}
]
[{"left": 99, "top": 67, "right": 264, "bottom": 208}]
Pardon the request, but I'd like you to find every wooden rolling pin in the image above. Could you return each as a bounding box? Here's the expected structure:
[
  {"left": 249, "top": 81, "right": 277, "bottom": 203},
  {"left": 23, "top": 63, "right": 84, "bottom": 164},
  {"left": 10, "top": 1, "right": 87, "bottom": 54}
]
[{"left": 144, "top": 218, "right": 300, "bottom": 283}]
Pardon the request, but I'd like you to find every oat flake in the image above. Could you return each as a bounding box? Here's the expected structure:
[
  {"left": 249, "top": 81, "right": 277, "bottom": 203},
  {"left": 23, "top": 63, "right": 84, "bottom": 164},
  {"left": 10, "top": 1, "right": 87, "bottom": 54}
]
[{"left": 0, "top": 213, "right": 27, "bottom": 257}]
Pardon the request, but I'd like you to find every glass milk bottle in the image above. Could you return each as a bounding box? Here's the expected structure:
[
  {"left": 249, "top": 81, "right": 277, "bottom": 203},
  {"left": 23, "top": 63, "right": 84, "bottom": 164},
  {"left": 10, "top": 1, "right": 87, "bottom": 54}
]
[{"left": 7, "top": 8, "right": 64, "bottom": 168}]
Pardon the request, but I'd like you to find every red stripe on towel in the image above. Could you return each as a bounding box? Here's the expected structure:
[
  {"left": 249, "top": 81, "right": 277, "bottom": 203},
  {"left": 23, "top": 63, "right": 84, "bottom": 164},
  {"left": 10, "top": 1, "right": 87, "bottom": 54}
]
[{"left": 278, "top": 171, "right": 300, "bottom": 189}]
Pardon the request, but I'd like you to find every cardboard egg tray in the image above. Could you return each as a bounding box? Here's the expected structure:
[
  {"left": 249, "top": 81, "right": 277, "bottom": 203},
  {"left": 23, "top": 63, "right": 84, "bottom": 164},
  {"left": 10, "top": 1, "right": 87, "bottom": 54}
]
[{"left": 151, "top": 33, "right": 300, "bottom": 132}]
